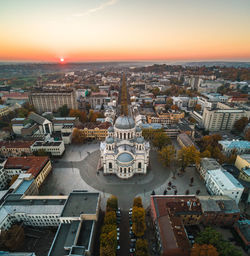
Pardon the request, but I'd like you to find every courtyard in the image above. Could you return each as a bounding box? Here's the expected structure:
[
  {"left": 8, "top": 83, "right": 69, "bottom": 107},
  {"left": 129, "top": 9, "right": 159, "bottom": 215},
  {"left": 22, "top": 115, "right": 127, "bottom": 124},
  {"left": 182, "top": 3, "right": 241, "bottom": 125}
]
[{"left": 40, "top": 142, "right": 209, "bottom": 210}]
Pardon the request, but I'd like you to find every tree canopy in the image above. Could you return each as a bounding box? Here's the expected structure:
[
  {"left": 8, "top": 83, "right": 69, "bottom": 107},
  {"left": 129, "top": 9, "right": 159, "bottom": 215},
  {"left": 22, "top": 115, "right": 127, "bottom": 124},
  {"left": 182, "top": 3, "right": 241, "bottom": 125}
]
[
  {"left": 178, "top": 145, "right": 200, "bottom": 170},
  {"left": 159, "top": 145, "right": 176, "bottom": 167}
]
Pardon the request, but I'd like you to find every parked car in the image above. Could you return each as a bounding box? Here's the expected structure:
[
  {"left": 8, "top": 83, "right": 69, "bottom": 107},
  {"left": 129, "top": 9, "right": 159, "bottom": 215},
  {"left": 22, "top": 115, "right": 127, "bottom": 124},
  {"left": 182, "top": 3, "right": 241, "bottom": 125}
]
[{"left": 129, "top": 248, "right": 135, "bottom": 253}]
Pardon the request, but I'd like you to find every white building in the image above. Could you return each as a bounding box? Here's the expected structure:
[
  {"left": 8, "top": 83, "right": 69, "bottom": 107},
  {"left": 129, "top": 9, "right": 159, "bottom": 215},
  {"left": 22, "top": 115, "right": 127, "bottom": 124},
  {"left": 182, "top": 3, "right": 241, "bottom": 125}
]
[
  {"left": 219, "top": 140, "right": 250, "bottom": 155},
  {"left": 31, "top": 140, "right": 65, "bottom": 156},
  {"left": 205, "top": 169, "right": 244, "bottom": 204},
  {"left": 100, "top": 116, "right": 150, "bottom": 179}
]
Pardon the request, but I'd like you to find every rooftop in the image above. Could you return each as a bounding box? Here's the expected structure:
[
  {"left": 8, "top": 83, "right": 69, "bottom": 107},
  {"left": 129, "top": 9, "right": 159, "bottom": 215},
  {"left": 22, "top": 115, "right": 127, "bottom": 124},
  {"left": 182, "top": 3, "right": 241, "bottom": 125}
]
[
  {"left": 200, "top": 158, "right": 221, "bottom": 171},
  {"left": 60, "top": 191, "right": 99, "bottom": 217},
  {"left": 5, "top": 156, "right": 50, "bottom": 178},
  {"left": 235, "top": 220, "right": 250, "bottom": 243},
  {"left": 0, "top": 140, "right": 34, "bottom": 149},
  {"left": 28, "top": 112, "right": 49, "bottom": 125},
  {"left": 32, "top": 141, "right": 63, "bottom": 147},
  {"left": 219, "top": 140, "right": 250, "bottom": 149},
  {"left": 115, "top": 116, "right": 135, "bottom": 130},
  {"left": 208, "top": 169, "right": 244, "bottom": 190}
]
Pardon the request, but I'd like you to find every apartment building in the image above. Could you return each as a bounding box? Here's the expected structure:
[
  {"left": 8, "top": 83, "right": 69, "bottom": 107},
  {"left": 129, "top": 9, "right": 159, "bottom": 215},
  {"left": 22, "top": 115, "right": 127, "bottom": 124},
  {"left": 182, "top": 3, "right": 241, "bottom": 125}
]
[
  {"left": 219, "top": 140, "right": 250, "bottom": 155},
  {"left": 76, "top": 122, "right": 112, "bottom": 140},
  {"left": 4, "top": 156, "right": 52, "bottom": 188},
  {"left": 29, "top": 89, "right": 77, "bottom": 113},
  {"left": 147, "top": 112, "right": 185, "bottom": 125},
  {"left": 235, "top": 154, "right": 250, "bottom": 182},
  {"left": 0, "top": 105, "right": 10, "bottom": 117},
  {"left": 205, "top": 168, "right": 244, "bottom": 204},
  {"left": 197, "top": 158, "right": 221, "bottom": 180},
  {"left": 150, "top": 195, "right": 240, "bottom": 256},
  {"left": 202, "top": 105, "right": 249, "bottom": 131},
  {"left": 30, "top": 141, "right": 65, "bottom": 156},
  {"left": 0, "top": 141, "right": 34, "bottom": 157}
]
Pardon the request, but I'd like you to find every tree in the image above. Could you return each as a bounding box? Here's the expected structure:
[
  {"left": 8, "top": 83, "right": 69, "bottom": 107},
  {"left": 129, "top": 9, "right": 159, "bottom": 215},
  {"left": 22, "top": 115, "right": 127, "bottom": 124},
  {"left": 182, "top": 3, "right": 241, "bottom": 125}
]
[
  {"left": 245, "top": 128, "right": 250, "bottom": 141},
  {"left": 191, "top": 244, "right": 219, "bottom": 256},
  {"left": 132, "top": 207, "right": 146, "bottom": 237},
  {"left": 106, "top": 195, "right": 118, "bottom": 212},
  {"left": 151, "top": 87, "right": 160, "bottom": 97},
  {"left": 195, "top": 227, "right": 242, "bottom": 256},
  {"left": 104, "top": 211, "right": 116, "bottom": 225},
  {"left": 194, "top": 104, "right": 201, "bottom": 112},
  {"left": 72, "top": 128, "right": 85, "bottom": 144},
  {"left": 136, "top": 239, "right": 149, "bottom": 256},
  {"left": 233, "top": 117, "right": 248, "bottom": 133},
  {"left": 58, "top": 104, "right": 70, "bottom": 116},
  {"left": 101, "top": 224, "right": 117, "bottom": 234},
  {"left": 171, "top": 104, "right": 179, "bottom": 111},
  {"left": 159, "top": 145, "right": 175, "bottom": 167},
  {"left": 178, "top": 145, "right": 200, "bottom": 171},
  {"left": 16, "top": 107, "right": 29, "bottom": 117},
  {"left": 152, "top": 131, "right": 171, "bottom": 150},
  {"left": 200, "top": 150, "right": 211, "bottom": 158},
  {"left": 165, "top": 98, "right": 173, "bottom": 110},
  {"left": 88, "top": 110, "right": 98, "bottom": 122},
  {"left": 133, "top": 197, "right": 143, "bottom": 208},
  {"left": 0, "top": 224, "right": 24, "bottom": 250}
]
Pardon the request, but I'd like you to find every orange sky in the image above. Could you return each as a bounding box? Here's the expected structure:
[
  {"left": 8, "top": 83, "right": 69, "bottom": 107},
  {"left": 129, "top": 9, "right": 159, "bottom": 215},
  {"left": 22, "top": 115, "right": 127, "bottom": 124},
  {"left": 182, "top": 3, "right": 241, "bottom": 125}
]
[{"left": 1, "top": 0, "right": 250, "bottom": 62}]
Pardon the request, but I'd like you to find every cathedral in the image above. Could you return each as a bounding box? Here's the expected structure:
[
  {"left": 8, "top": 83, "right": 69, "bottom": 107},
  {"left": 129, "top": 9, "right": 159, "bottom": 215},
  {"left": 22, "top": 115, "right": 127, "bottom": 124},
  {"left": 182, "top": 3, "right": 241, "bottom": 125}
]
[{"left": 100, "top": 115, "right": 150, "bottom": 179}]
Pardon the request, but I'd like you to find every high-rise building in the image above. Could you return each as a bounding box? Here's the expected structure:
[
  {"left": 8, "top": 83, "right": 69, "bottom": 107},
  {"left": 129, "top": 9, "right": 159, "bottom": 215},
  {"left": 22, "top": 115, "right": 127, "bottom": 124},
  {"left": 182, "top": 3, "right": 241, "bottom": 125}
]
[{"left": 29, "top": 89, "right": 77, "bottom": 113}]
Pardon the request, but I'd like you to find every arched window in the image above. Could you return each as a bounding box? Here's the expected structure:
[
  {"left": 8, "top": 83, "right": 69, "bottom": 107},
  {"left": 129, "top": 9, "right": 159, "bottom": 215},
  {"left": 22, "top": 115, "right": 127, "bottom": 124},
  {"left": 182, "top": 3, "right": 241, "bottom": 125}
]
[
  {"left": 124, "top": 133, "right": 126, "bottom": 139},
  {"left": 138, "top": 162, "right": 142, "bottom": 169},
  {"left": 124, "top": 168, "right": 127, "bottom": 174},
  {"left": 109, "top": 162, "right": 112, "bottom": 169}
]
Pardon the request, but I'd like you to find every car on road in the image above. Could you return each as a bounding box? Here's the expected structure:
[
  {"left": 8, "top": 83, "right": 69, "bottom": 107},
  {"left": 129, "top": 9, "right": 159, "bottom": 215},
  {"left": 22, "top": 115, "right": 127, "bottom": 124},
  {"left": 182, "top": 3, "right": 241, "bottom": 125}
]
[
  {"left": 129, "top": 248, "right": 135, "bottom": 253},
  {"left": 130, "top": 238, "right": 136, "bottom": 242},
  {"left": 116, "top": 245, "right": 120, "bottom": 250}
]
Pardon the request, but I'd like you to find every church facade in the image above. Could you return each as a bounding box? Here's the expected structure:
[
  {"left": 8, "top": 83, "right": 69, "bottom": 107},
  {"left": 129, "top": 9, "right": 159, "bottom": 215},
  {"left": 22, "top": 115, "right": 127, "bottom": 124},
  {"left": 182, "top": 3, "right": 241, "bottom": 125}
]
[{"left": 100, "top": 116, "right": 150, "bottom": 179}]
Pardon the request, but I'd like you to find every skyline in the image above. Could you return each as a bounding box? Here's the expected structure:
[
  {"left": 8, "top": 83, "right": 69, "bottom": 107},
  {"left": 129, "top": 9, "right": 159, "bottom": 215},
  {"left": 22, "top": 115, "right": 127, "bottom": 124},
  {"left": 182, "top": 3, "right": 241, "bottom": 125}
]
[{"left": 0, "top": 0, "right": 250, "bottom": 62}]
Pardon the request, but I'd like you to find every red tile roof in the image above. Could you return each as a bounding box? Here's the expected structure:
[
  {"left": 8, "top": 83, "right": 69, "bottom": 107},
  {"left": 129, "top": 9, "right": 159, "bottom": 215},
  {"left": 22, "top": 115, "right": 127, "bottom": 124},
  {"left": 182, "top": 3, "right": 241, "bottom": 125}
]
[
  {"left": 5, "top": 156, "right": 50, "bottom": 177},
  {"left": 0, "top": 140, "right": 34, "bottom": 149}
]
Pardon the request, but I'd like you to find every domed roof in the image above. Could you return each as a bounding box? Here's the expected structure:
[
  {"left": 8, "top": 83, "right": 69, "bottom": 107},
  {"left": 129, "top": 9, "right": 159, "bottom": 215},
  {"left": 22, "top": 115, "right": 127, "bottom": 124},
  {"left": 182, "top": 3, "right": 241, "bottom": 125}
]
[
  {"left": 106, "top": 136, "right": 114, "bottom": 144},
  {"left": 136, "top": 136, "right": 144, "bottom": 143},
  {"left": 136, "top": 126, "right": 142, "bottom": 132},
  {"left": 108, "top": 126, "right": 114, "bottom": 132},
  {"left": 115, "top": 116, "right": 135, "bottom": 130},
  {"left": 117, "top": 152, "right": 134, "bottom": 163}
]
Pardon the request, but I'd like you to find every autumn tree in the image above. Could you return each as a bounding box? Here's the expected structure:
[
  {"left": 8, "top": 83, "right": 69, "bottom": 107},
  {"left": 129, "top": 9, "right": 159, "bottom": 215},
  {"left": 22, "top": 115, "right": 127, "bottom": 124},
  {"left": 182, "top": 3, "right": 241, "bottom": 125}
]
[
  {"left": 194, "top": 104, "right": 201, "bottom": 112},
  {"left": 72, "top": 128, "right": 85, "bottom": 144},
  {"left": 191, "top": 244, "right": 219, "bottom": 256},
  {"left": 152, "top": 131, "right": 171, "bottom": 150},
  {"left": 133, "top": 197, "right": 143, "bottom": 208},
  {"left": 178, "top": 145, "right": 200, "bottom": 171},
  {"left": 132, "top": 207, "right": 146, "bottom": 237},
  {"left": 233, "top": 117, "right": 249, "bottom": 133},
  {"left": 200, "top": 150, "right": 211, "bottom": 158},
  {"left": 165, "top": 98, "right": 173, "bottom": 110},
  {"left": 171, "top": 104, "right": 179, "bottom": 111},
  {"left": 104, "top": 211, "right": 117, "bottom": 225},
  {"left": 159, "top": 145, "right": 176, "bottom": 167},
  {"left": 245, "top": 128, "right": 250, "bottom": 141},
  {"left": 106, "top": 195, "right": 118, "bottom": 212},
  {"left": 136, "top": 239, "right": 149, "bottom": 256},
  {"left": 195, "top": 227, "right": 242, "bottom": 256}
]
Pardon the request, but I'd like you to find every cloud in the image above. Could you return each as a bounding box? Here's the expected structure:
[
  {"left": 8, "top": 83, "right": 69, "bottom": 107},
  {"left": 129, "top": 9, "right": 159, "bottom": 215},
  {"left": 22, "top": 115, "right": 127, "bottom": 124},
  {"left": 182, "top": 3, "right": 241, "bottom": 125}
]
[{"left": 73, "top": 0, "right": 118, "bottom": 17}]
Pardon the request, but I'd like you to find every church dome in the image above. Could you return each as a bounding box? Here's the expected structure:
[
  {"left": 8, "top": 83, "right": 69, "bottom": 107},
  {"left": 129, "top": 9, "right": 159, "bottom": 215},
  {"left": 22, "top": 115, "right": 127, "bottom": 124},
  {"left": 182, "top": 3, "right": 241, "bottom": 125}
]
[
  {"left": 117, "top": 152, "right": 134, "bottom": 163},
  {"left": 115, "top": 116, "right": 135, "bottom": 130},
  {"left": 108, "top": 126, "right": 114, "bottom": 132},
  {"left": 136, "top": 126, "right": 142, "bottom": 132},
  {"left": 106, "top": 136, "right": 114, "bottom": 144}
]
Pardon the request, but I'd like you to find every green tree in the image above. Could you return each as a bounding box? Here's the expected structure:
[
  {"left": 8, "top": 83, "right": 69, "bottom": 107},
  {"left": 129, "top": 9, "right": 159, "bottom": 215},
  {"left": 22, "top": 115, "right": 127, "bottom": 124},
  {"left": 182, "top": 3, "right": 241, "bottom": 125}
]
[
  {"left": 58, "top": 104, "right": 70, "bottom": 116},
  {"left": 106, "top": 195, "right": 118, "bottom": 212},
  {"left": 178, "top": 145, "right": 200, "bottom": 171},
  {"left": 159, "top": 145, "right": 176, "bottom": 167},
  {"left": 195, "top": 227, "right": 242, "bottom": 256},
  {"left": 133, "top": 197, "right": 143, "bottom": 208}
]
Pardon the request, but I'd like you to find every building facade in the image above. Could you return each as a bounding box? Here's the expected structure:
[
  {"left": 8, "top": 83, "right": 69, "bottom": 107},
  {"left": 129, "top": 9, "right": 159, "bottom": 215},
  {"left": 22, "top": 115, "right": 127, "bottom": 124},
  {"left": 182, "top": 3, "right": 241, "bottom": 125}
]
[
  {"left": 29, "top": 89, "right": 77, "bottom": 113},
  {"left": 100, "top": 116, "right": 150, "bottom": 179}
]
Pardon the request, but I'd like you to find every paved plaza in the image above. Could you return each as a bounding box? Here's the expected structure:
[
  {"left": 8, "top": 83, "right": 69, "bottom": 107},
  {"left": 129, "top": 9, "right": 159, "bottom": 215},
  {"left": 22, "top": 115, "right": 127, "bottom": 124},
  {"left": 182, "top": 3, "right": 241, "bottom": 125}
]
[{"left": 40, "top": 142, "right": 209, "bottom": 210}]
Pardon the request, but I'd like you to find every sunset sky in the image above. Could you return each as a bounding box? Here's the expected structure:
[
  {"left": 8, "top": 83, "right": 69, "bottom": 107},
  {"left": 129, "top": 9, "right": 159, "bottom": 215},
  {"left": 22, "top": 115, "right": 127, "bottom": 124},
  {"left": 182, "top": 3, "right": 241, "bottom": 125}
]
[{"left": 0, "top": 0, "right": 250, "bottom": 62}]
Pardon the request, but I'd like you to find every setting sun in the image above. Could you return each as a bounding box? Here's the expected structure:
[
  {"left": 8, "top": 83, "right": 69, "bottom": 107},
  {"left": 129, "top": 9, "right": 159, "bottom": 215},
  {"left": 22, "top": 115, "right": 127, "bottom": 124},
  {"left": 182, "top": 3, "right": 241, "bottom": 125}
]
[{"left": 60, "top": 58, "right": 64, "bottom": 62}]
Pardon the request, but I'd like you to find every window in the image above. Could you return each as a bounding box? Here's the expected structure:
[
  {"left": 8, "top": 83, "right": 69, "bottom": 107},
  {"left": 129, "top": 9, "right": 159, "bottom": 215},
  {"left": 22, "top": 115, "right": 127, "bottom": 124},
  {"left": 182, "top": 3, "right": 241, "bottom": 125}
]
[
  {"left": 138, "top": 162, "right": 142, "bottom": 169},
  {"left": 109, "top": 162, "right": 112, "bottom": 169}
]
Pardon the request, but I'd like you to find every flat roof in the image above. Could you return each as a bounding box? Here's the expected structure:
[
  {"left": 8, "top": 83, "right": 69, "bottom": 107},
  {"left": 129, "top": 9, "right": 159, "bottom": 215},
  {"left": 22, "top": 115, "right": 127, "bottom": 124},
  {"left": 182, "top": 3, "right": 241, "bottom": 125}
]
[
  {"left": 49, "top": 221, "right": 93, "bottom": 256},
  {"left": 61, "top": 192, "right": 99, "bottom": 217},
  {"left": 201, "top": 158, "right": 221, "bottom": 171},
  {"left": 14, "top": 179, "right": 34, "bottom": 194}
]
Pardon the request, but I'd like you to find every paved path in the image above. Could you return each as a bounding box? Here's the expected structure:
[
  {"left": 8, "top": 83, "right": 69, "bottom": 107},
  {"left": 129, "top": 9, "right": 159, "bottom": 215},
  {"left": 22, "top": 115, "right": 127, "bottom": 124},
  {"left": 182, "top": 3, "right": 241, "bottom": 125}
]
[{"left": 46, "top": 148, "right": 170, "bottom": 210}]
